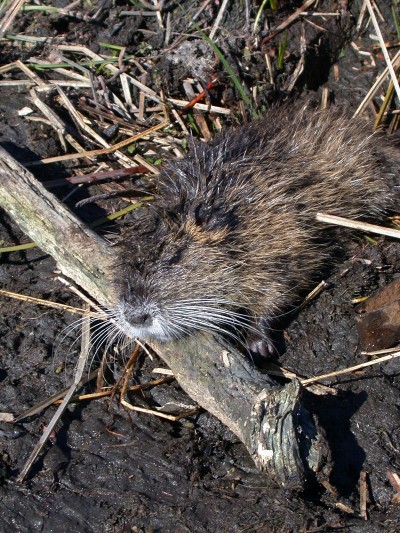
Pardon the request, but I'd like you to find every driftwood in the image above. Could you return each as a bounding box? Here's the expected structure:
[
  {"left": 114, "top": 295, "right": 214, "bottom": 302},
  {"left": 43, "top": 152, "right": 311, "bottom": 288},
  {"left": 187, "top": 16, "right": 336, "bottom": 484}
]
[{"left": 0, "top": 146, "right": 331, "bottom": 489}]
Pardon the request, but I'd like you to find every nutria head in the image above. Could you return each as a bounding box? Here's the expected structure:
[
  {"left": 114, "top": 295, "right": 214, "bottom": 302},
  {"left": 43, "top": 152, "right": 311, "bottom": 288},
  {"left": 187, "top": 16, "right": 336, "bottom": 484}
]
[{"left": 114, "top": 200, "right": 254, "bottom": 342}]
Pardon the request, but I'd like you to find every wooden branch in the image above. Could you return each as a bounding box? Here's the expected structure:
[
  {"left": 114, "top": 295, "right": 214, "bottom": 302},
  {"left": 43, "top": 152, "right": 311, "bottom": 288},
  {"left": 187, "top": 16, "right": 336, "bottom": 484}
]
[
  {"left": 0, "top": 147, "right": 331, "bottom": 488},
  {"left": 157, "top": 335, "right": 330, "bottom": 488},
  {"left": 0, "top": 146, "right": 115, "bottom": 305}
]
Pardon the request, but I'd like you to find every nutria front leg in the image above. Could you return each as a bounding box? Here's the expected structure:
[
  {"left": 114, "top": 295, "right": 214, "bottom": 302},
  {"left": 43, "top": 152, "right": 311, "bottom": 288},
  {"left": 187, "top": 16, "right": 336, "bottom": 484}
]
[{"left": 246, "top": 318, "right": 278, "bottom": 358}]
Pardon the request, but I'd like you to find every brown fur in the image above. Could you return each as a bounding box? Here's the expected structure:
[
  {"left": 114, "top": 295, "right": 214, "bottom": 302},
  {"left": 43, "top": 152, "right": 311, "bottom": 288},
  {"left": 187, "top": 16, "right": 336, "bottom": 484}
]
[{"left": 114, "top": 106, "right": 400, "bottom": 353}]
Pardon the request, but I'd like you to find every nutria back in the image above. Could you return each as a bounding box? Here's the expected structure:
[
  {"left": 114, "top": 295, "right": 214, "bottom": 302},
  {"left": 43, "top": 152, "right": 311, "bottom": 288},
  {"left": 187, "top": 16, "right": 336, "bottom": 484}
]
[{"left": 114, "top": 106, "right": 400, "bottom": 354}]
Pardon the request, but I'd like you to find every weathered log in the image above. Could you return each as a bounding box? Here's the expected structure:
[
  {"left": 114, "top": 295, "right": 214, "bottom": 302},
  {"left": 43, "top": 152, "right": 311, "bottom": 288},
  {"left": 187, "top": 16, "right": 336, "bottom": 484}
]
[
  {"left": 0, "top": 147, "right": 115, "bottom": 305},
  {"left": 0, "top": 147, "right": 330, "bottom": 488},
  {"left": 159, "top": 335, "right": 330, "bottom": 488}
]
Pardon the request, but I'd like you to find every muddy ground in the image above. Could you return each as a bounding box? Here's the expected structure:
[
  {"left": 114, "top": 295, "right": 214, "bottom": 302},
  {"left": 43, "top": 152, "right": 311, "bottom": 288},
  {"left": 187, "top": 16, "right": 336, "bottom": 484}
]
[{"left": 1, "top": 1, "right": 400, "bottom": 532}]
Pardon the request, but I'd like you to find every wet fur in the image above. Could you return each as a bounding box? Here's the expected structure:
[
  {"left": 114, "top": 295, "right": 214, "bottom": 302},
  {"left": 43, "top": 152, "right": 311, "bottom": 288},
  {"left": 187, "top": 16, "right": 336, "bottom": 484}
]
[{"left": 114, "top": 106, "right": 400, "bottom": 352}]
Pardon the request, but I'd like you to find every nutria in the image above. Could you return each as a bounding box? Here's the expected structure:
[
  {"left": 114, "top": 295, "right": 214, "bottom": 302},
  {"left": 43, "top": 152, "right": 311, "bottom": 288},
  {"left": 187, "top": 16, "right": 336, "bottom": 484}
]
[{"left": 113, "top": 106, "right": 400, "bottom": 355}]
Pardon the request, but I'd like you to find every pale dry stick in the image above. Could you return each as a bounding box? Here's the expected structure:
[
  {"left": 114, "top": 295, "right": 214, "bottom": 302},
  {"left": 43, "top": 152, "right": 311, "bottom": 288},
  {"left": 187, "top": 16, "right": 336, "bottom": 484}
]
[
  {"left": 133, "top": 154, "right": 159, "bottom": 174},
  {"left": 361, "top": 346, "right": 400, "bottom": 356},
  {"left": 57, "top": 45, "right": 161, "bottom": 102},
  {"left": 57, "top": 86, "right": 108, "bottom": 146},
  {"left": 28, "top": 58, "right": 89, "bottom": 82},
  {"left": 209, "top": 0, "right": 230, "bottom": 40},
  {"left": 167, "top": 98, "right": 231, "bottom": 115},
  {"left": 33, "top": 80, "right": 92, "bottom": 89},
  {"left": 64, "top": 0, "right": 81, "bottom": 10},
  {"left": 120, "top": 10, "right": 158, "bottom": 16},
  {"left": 0, "top": 0, "right": 26, "bottom": 39},
  {"left": 365, "top": 0, "right": 400, "bottom": 103},
  {"left": 0, "top": 58, "right": 90, "bottom": 87},
  {"left": 165, "top": 11, "right": 171, "bottom": 46},
  {"left": 0, "top": 34, "right": 62, "bottom": 44},
  {"left": 302, "top": 17, "right": 329, "bottom": 33},
  {"left": 284, "top": 24, "right": 307, "bottom": 92},
  {"left": 0, "top": 288, "right": 105, "bottom": 318},
  {"left": 152, "top": 368, "right": 174, "bottom": 375},
  {"left": 54, "top": 376, "right": 176, "bottom": 405},
  {"left": 30, "top": 87, "right": 91, "bottom": 156},
  {"left": 0, "top": 80, "right": 33, "bottom": 87},
  {"left": 120, "top": 400, "right": 200, "bottom": 422},
  {"left": 15, "top": 59, "right": 46, "bottom": 86},
  {"left": 56, "top": 86, "right": 134, "bottom": 167},
  {"left": 55, "top": 277, "right": 108, "bottom": 319},
  {"left": 316, "top": 213, "right": 400, "bottom": 240},
  {"left": 371, "top": 0, "right": 384, "bottom": 21},
  {"left": 264, "top": 53, "right": 274, "bottom": 85},
  {"left": 0, "top": 61, "right": 17, "bottom": 74},
  {"left": 360, "top": 471, "right": 368, "bottom": 520},
  {"left": 353, "top": 49, "right": 400, "bottom": 117},
  {"left": 34, "top": 87, "right": 92, "bottom": 155},
  {"left": 189, "top": 0, "right": 212, "bottom": 27},
  {"left": 38, "top": 119, "right": 170, "bottom": 164},
  {"left": 351, "top": 41, "right": 376, "bottom": 68},
  {"left": 302, "top": 351, "right": 400, "bottom": 386},
  {"left": 297, "top": 280, "right": 328, "bottom": 312},
  {"left": 17, "top": 310, "right": 92, "bottom": 482},
  {"left": 335, "top": 502, "right": 356, "bottom": 515},
  {"left": 387, "top": 471, "right": 400, "bottom": 500},
  {"left": 299, "top": 12, "right": 340, "bottom": 16},
  {"left": 152, "top": 0, "right": 163, "bottom": 29},
  {"left": 138, "top": 91, "right": 146, "bottom": 122},
  {"left": 171, "top": 108, "right": 190, "bottom": 133},
  {"left": 120, "top": 72, "right": 137, "bottom": 112},
  {"left": 111, "top": 91, "right": 132, "bottom": 119},
  {"left": 30, "top": 87, "right": 68, "bottom": 152}
]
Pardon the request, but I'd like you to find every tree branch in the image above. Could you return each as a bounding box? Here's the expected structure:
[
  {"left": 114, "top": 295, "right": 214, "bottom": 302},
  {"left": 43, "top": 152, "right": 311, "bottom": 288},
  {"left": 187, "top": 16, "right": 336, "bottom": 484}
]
[{"left": 0, "top": 146, "right": 331, "bottom": 488}]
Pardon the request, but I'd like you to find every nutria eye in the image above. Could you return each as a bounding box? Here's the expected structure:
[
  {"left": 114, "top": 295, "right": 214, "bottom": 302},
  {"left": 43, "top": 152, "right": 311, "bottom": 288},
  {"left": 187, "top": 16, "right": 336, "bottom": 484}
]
[{"left": 169, "top": 250, "right": 182, "bottom": 265}]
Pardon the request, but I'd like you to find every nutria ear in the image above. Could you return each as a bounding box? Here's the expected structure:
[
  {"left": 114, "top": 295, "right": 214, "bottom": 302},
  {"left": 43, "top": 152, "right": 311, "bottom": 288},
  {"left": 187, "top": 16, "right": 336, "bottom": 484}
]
[
  {"left": 188, "top": 200, "right": 231, "bottom": 230},
  {"left": 186, "top": 135, "right": 203, "bottom": 152}
]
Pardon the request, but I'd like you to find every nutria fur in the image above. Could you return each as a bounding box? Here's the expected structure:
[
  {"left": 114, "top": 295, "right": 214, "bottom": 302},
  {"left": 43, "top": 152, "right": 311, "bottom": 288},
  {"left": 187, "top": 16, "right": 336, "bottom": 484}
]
[{"left": 114, "top": 106, "right": 400, "bottom": 354}]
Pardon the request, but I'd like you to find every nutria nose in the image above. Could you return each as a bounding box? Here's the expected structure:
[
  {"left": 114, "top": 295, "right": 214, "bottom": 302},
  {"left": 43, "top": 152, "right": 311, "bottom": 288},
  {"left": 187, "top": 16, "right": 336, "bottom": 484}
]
[{"left": 127, "top": 312, "right": 153, "bottom": 327}]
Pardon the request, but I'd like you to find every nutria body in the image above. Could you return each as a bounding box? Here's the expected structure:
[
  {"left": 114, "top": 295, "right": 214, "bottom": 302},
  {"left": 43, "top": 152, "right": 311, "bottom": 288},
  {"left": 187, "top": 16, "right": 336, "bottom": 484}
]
[{"left": 115, "top": 106, "right": 400, "bottom": 354}]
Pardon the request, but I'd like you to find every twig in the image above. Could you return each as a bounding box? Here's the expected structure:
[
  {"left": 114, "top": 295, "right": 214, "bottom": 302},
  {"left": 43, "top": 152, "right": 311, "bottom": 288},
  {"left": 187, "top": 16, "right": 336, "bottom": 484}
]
[
  {"left": 353, "top": 50, "right": 400, "bottom": 117},
  {"left": 0, "top": 288, "right": 104, "bottom": 318},
  {"left": 17, "top": 309, "right": 92, "bottom": 481},
  {"left": 181, "top": 79, "right": 218, "bottom": 111},
  {"left": 262, "top": 0, "right": 317, "bottom": 44},
  {"left": 167, "top": 98, "right": 230, "bottom": 114},
  {"left": 45, "top": 166, "right": 148, "bottom": 189},
  {"left": 209, "top": 0, "right": 230, "bottom": 40},
  {"left": 120, "top": 399, "right": 200, "bottom": 421},
  {"left": 365, "top": 0, "right": 400, "bottom": 103},
  {"left": 360, "top": 471, "right": 368, "bottom": 520},
  {"left": 316, "top": 213, "right": 400, "bottom": 240},
  {"left": 38, "top": 120, "right": 170, "bottom": 164},
  {"left": 0, "top": 0, "right": 26, "bottom": 39},
  {"left": 302, "top": 351, "right": 400, "bottom": 385},
  {"left": 387, "top": 470, "right": 400, "bottom": 503}
]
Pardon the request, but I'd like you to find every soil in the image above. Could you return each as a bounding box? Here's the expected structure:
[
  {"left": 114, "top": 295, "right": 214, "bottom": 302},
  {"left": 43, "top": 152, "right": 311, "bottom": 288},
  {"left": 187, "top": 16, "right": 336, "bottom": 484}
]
[{"left": 1, "top": 1, "right": 400, "bottom": 532}]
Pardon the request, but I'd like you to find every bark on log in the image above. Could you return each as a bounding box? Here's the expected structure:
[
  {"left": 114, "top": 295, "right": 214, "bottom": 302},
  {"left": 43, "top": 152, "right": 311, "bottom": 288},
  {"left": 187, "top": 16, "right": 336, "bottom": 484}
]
[
  {"left": 0, "top": 147, "right": 115, "bottom": 305},
  {"left": 0, "top": 147, "right": 331, "bottom": 489}
]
